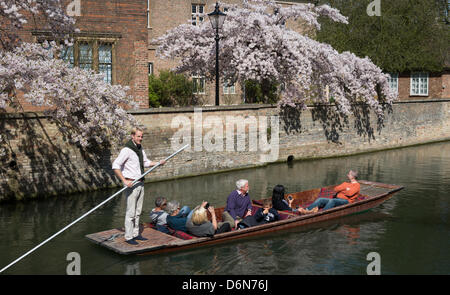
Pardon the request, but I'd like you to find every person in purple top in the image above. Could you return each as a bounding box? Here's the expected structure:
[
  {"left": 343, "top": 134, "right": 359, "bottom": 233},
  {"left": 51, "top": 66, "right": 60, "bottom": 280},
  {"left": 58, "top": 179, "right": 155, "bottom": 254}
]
[{"left": 222, "top": 179, "right": 253, "bottom": 229}]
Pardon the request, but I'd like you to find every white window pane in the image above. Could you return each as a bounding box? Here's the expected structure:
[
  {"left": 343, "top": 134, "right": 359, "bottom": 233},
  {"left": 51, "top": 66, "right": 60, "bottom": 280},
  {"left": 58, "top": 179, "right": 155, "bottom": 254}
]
[
  {"left": 411, "top": 73, "right": 428, "bottom": 96},
  {"left": 388, "top": 73, "right": 398, "bottom": 93}
]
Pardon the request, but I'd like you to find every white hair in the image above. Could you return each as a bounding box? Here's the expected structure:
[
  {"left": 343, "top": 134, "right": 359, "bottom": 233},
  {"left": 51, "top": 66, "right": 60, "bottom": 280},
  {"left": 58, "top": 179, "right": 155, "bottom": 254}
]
[
  {"left": 236, "top": 179, "right": 248, "bottom": 190},
  {"left": 166, "top": 200, "right": 180, "bottom": 215}
]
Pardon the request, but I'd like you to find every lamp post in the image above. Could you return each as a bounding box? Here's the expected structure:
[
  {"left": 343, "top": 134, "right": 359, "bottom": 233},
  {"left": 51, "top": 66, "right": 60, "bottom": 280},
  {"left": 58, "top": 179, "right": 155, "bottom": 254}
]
[{"left": 208, "top": 2, "right": 226, "bottom": 106}]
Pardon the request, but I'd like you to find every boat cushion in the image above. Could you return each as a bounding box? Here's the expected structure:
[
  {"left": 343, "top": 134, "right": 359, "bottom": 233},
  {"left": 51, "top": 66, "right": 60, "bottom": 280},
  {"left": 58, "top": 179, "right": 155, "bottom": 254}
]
[
  {"left": 301, "top": 187, "right": 365, "bottom": 210},
  {"left": 146, "top": 222, "right": 195, "bottom": 240},
  {"left": 317, "top": 187, "right": 336, "bottom": 199},
  {"left": 172, "top": 230, "right": 195, "bottom": 240}
]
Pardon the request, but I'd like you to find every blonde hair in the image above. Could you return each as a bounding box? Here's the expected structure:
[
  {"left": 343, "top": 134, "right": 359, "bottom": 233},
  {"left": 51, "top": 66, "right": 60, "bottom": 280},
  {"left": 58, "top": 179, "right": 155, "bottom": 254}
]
[
  {"left": 191, "top": 206, "right": 209, "bottom": 225},
  {"left": 131, "top": 127, "right": 144, "bottom": 135}
]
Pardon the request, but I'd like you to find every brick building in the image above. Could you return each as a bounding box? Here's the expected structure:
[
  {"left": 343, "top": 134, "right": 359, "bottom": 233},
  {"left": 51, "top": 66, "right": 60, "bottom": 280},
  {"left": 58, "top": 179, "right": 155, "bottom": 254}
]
[
  {"left": 387, "top": 70, "right": 450, "bottom": 101},
  {"left": 6, "top": 0, "right": 449, "bottom": 112},
  {"left": 16, "top": 0, "right": 149, "bottom": 111}
]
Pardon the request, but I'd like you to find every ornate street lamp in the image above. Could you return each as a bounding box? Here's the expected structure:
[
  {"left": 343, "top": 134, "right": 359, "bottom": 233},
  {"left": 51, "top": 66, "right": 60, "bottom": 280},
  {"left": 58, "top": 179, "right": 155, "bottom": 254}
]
[{"left": 208, "top": 2, "right": 227, "bottom": 106}]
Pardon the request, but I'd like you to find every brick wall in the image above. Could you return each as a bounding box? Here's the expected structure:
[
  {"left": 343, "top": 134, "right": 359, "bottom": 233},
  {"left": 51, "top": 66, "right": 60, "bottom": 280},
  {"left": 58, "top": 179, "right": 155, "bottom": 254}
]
[
  {"left": 397, "top": 73, "right": 444, "bottom": 101},
  {"left": 442, "top": 72, "right": 450, "bottom": 98},
  {"left": 1, "top": 100, "right": 449, "bottom": 201}
]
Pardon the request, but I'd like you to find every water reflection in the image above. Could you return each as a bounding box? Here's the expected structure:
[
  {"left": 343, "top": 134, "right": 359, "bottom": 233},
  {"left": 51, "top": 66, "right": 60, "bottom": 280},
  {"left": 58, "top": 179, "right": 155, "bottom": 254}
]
[
  {"left": 0, "top": 141, "right": 449, "bottom": 274},
  {"left": 124, "top": 262, "right": 141, "bottom": 275}
]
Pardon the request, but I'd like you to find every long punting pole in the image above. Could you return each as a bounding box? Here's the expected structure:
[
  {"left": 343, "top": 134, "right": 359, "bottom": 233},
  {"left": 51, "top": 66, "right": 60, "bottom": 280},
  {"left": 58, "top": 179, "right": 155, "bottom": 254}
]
[{"left": 0, "top": 144, "right": 189, "bottom": 274}]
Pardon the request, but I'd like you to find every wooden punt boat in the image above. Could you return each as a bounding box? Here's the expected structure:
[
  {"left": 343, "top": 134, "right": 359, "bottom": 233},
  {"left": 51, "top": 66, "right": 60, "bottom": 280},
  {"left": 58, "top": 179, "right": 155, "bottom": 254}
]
[{"left": 85, "top": 180, "right": 403, "bottom": 255}]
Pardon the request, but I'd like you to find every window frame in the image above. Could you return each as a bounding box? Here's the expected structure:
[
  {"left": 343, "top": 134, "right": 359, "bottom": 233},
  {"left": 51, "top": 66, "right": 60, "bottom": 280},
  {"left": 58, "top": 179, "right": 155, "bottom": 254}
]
[
  {"left": 410, "top": 72, "right": 429, "bottom": 96},
  {"left": 191, "top": 4, "right": 205, "bottom": 26},
  {"left": 32, "top": 31, "right": 120, "bottom": 85},
  {"left": 192, "top": 75, "right": 206, "bottom": 94},
  {"left": 98, "top": 43, "right": 113, "bottom": 84},
  {"left": 387, "top": 73, "right": 399, "bottom": 94},
  {"left": 78, "top": 41, "right": 93, "bottom": 71},
  {"left": 148, "top": 62, "right": 154, "bottom": 76},
  {"left": 223, "top": 79, "right": 236, "bottom": 95}
]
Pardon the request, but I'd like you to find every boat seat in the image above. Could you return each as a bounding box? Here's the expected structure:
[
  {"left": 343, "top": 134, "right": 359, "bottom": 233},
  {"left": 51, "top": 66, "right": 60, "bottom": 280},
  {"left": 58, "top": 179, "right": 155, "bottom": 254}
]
[
  {"left": 253, "top": 199, "right": 296, "bottom": 220},
  {"left": 145, "top": 222, "right": 195, "bottom": 240},
  {"left": 301, "top": 187, "right": 366, "bottom": 209}
]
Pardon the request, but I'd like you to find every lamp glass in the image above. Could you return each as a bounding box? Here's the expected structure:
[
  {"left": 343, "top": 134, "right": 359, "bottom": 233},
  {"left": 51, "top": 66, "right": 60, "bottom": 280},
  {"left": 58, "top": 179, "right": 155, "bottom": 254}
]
[{"left": 208, "top": 5, "right": 226, "bottom": 30}]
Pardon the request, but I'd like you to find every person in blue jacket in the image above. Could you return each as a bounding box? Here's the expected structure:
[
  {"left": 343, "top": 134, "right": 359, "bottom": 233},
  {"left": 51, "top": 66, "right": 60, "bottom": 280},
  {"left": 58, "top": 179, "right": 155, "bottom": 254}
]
[{"left": 166, "top": 200, "right": 194, "bottom": 232}]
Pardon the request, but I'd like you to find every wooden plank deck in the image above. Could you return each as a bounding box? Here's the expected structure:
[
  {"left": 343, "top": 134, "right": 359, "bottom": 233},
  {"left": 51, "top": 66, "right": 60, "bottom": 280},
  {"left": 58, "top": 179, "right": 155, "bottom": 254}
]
[{"left": 85, "top": 226, "right": 184, "bottom": 255}]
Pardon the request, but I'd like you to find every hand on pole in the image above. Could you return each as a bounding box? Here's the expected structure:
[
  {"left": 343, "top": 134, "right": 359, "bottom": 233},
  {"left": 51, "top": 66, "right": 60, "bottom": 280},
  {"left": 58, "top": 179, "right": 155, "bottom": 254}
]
[{"left": 124, "top": 179, "right": 133, "bottom": 188}]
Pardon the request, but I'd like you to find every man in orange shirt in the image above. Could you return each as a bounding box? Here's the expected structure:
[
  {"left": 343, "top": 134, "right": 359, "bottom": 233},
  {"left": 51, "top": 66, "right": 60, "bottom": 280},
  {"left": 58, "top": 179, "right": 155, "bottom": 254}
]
[{"left": 300, "top": 170, "right": 360, "bottom": 213}]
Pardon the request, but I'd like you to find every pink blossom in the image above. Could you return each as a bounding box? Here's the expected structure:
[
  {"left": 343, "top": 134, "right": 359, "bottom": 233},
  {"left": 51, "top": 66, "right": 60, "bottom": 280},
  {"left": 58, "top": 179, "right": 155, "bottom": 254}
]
[
  {"left": 156, "top": 0, "right": 397, "bottom": 122},
  {"left": 1, "top": 1, "right": 138, "bottom": 147}
]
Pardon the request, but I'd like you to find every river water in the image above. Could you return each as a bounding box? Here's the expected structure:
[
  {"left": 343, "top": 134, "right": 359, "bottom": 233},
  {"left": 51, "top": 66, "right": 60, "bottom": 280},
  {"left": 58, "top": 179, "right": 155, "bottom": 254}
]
[{"left": 1, "top": 141, "right": 449, "bottom": 275}]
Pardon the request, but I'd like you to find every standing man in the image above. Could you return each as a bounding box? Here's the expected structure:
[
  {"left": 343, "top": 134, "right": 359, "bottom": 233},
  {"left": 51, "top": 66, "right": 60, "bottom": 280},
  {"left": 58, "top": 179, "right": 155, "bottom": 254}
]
[
  {"left": 222, "top": 179, "right": 253, "bottom": 229},
  {"left": 112, "top": 127, "right": 165, "bottom": 245}
]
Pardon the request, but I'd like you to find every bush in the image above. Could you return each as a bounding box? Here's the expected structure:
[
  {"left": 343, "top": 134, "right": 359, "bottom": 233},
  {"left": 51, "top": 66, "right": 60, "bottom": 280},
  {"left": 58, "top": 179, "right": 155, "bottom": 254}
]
[
  {"left": 244, "top": 79, "right": 280, "bottom": 104},
  {"left": 148, "top": 70, "right": 199, "bottom": 107}
]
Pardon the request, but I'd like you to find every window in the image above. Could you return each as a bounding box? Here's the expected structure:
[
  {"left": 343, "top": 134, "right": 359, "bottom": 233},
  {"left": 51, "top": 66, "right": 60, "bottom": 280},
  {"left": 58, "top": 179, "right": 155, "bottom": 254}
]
[
  {"left": 387, "top": 73, "right": 398, "bottom": 94},
  {"left": 33, "top": 32, "right": 118, "bottom": 85},
  {"left": 148, "top": 62, "right": 154, "bottom": 76},
  {"left": 191, "top": 4, "right": 205, "bottom": 26},
  {"left": 147, "top": 0, "right": 151, "bottom": 28},
  {"left": 79, "top": 42, "right": 93, "bottom": 71},
  {"left": 192, "top": 76, "right": 205, "bottom": 94},
  {"left": 65, "top": 41, "right": 114, "bottom": 84},
  {"left": 223, "top": 80, "right": 236, "bottom": 94},
  {"left": 410, "top": 72, "right": 428, "bottom": 96},
  {"left": 99, "top": 44, "right": 112, "bottom": 84},
  {"left": 60, "top": 46, "right": 74, "bottom": 68}
]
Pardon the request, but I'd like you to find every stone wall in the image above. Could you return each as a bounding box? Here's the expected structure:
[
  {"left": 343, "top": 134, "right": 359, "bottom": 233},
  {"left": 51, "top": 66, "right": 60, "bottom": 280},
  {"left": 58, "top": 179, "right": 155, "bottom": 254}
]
[{"left": 0, "top": 100, "right": 449, "bottom": 202}]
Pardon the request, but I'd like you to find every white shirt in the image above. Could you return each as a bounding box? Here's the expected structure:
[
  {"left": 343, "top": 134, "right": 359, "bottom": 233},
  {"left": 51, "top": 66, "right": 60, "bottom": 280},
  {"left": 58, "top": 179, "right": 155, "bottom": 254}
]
[{"left": 112, "top": 147, "right": 152, "bottom": 179}]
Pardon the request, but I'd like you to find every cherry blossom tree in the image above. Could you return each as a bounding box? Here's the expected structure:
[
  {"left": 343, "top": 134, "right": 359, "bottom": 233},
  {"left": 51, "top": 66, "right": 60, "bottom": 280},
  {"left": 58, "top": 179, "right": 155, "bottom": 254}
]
[
  {"left": 0, "top": 0, "right": 138, "bottom": 148},
  {"left": 156, "top": 0, "right": 397, "bottom": 137}
]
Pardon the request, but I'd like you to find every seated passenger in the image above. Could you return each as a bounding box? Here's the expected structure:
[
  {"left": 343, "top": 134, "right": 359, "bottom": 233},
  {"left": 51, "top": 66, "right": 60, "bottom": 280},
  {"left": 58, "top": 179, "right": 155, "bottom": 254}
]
[
  {"left": 300, "top": 170, "right": 360, "bottom": 213},
  {"left": 186, "top": 202, "right": 231, "bottom": 237},
  {"left": 238, "top": 199, "right": 280, "bottom": 229},
  {"left": 271, "top": 184, "right": 294, "bottom": 211},
  {"left": 222, "top": 179, "right": 253, "bottom": 229},
  {"left": 166, "top": 200, "right": 193, "bottom": 233},
  {"left": 255, "top": 199, "right": 280, "bottom": 224},
  {"left": 149, "top": 196, "right": 169, "bottom": 227}
]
